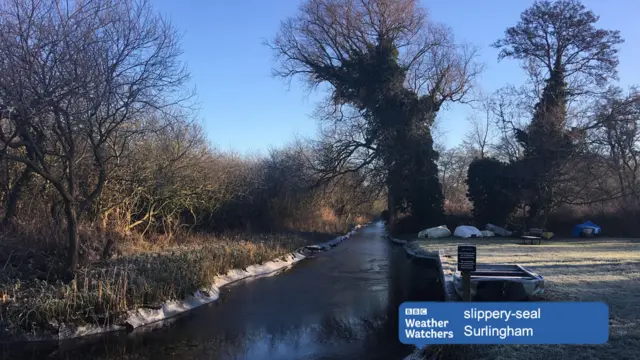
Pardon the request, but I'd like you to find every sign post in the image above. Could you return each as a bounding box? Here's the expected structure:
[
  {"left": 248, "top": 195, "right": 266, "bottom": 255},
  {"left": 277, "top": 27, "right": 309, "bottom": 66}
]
[{"left": 457, "top": 244, "right": 477, "bottom": 302}]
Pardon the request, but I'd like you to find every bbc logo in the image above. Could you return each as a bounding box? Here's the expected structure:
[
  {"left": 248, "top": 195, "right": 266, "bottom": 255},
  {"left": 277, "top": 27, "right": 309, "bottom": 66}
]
[{"left": 405, "top": 308, "right": 428, "bottom": 316}]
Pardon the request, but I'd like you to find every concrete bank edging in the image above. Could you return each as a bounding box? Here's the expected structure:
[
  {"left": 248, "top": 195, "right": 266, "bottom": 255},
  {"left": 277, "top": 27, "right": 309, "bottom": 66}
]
[
  {"left": 387, "top": 233, "right": 453, "bottom": 360},
  {"left": 402, "top": 244, "right": 449, "bottom": 301},
  {"left": 388, "top": 235, "right": 408, "bottom": 245}
]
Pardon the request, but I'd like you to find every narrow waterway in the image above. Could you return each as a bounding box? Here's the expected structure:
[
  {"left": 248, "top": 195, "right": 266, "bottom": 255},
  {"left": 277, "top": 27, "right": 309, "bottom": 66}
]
[{"left": 3, "top": 222, "right": 445, "bottom": 360}]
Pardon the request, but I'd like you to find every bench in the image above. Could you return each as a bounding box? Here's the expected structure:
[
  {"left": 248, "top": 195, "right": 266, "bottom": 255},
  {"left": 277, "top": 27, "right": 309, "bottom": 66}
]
[{"left": 521, "top": 235, "right": 542, "bottom": 245}]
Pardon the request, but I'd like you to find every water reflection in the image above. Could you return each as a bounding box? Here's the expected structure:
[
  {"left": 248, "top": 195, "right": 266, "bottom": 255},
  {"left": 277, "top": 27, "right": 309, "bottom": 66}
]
[
  {"left": 7, "top": 313, "right": 407, "bottom": 360},
  {"left": 2, "top": 224, "right": 444, "bottom": 360}
]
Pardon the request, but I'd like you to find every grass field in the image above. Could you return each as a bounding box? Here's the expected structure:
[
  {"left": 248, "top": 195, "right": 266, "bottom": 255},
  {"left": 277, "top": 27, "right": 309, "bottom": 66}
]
[{"left": 404, "top": 236, "right": 640, "bottom": 360}]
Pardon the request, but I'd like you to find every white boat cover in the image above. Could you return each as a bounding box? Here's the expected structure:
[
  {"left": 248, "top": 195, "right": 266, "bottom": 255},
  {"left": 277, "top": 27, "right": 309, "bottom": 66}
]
[
  {"left": 480, "top": 230, "right": 495, "bottom": 237},
  {"left": 418, "top": 225, "right": 451, "bottom": 239},
  {"left": 454, "top": 225, "right": 483, "bottom": 238},
  {"left": 486, "top": 224, "right": 513, "bottom": 237}
]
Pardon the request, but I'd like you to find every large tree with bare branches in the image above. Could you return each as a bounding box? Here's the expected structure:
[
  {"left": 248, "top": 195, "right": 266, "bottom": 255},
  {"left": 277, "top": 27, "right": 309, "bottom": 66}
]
[
  {"left": 0, "top": 0, "right": 190, "bottom": 270},
  {"left": 493, "top": 0, "right": 623, "bottom": 99},
  {"left": 269, "top": 0, "right": 480, "bottom": 225},
  {"left": 491, "top": 0, "right": 624, "bottom": 224}
]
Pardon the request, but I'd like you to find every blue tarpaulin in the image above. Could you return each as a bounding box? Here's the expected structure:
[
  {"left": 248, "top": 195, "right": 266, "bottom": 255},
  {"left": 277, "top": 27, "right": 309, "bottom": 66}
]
[{"left": 572, "top": 221, "right": 601, "bottom": 237}]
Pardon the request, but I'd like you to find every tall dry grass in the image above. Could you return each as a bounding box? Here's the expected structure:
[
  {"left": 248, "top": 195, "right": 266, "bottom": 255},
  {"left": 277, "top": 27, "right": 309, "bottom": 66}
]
[
  {"left": 0, "top": 231, "right": 315, "bottom": 338},
  {"left": 0, "top": 139, "right": 380, "bottom": 339}
]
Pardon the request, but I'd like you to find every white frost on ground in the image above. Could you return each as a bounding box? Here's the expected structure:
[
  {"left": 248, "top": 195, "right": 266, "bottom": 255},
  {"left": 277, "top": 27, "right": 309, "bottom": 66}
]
[
  {"left": 56, "top": 224, "right": 368, "bottom": 339},
  {"left": 305, "top": 224, "right": 364, "bottom": 251},
  {"left": 404, "top": 242, "right": 443, "bottom": 260},
  {"left": 125, "top": 251, "right": 307, "bottom": 329},
  {"left": 59, "top": 324, "right": 127, "bottom": 340}
]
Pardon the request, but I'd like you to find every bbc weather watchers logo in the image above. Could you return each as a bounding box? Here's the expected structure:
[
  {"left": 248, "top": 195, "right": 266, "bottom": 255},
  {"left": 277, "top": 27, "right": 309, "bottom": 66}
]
[
  {"left": 405, "top": 308, "right": 428, "bottom": 316},
  {"left": 400, "top": 302, "right": 609, "bottom": 345}
]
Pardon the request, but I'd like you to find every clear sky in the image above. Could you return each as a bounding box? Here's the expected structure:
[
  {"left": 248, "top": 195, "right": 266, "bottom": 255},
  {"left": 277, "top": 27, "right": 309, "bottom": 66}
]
[{"left": 152, "top": 0, "right": 640, "bottom": 155}]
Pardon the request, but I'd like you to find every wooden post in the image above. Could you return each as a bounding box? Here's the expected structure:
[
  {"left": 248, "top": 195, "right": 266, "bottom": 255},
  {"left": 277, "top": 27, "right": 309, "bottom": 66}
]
[{"left": 462, "top": 271, "right": 471, "bottom": 302}]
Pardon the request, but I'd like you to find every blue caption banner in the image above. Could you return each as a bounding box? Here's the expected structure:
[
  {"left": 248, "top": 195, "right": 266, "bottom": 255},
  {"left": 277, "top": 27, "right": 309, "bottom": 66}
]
[{"left": 399, "top": 302, "right": 608, "bottom": 345}]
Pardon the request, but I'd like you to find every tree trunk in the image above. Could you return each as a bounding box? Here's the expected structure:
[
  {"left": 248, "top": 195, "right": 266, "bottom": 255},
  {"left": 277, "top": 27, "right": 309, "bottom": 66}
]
[
  {"left": 2, "top": 166, "right": 33, "bottom": 226},
  {"left": 387, "top": 183, "right": 397, "bottom": 226},
  {"left": 64, "top": 200, "right": 79, "bottom": 271}
]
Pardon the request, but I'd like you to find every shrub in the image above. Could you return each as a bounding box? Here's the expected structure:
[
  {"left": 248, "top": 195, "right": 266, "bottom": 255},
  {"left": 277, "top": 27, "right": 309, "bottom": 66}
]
[{"left": 467, "top": 158, "right": 518, "bottom": 226}]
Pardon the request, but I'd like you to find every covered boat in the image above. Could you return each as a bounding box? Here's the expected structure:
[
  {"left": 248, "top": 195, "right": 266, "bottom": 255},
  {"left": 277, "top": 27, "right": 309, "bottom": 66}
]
[
  {"left": 453, "top": 264, "right": 544, "bottom": 301},
  {"left": 486, "top": 224, "right": 513, "bottom": 237},
  {"left": 418, "top": 225, "right": 451, "bottom": 239},
  {"left": 454, "top": 225, "right": 483, "bottom": 238}
]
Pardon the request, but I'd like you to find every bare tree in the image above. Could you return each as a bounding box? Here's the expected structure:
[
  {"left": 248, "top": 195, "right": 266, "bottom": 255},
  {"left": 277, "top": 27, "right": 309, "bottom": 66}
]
[
  {"left": 438, "top": 145, "right": 472, "bottom": 214},
  {"left": 491, "top": 1, "right": 625, "bottom": 225},
  {"left": 493, "top": 0, "right": 624, "bottom": 98},
  {"left": 270, "top": 0, "right": 479, "bottom": 98},
  {"left": 269, "top": 0, "right": 481, "bottom": 149},
  {"left": 269, "top": 0, "right": 481, "bottom": 224},
  {"left": 587, "top": 87, "right": 640, "bottom": 208},
  {"left": 463, "top": 96, "right": 498, "bottom": 159},
  {"left": 0, "top": 0, "right": 190, "bottom": 270},
  {"left": 479, "top": 86, "right": 532, "bottom": 163}
]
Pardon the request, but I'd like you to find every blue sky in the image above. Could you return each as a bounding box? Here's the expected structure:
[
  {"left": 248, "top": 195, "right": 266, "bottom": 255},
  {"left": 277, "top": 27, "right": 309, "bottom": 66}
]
[{"left": 152, "top": 0, "right": 640, "bottom": 155}]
